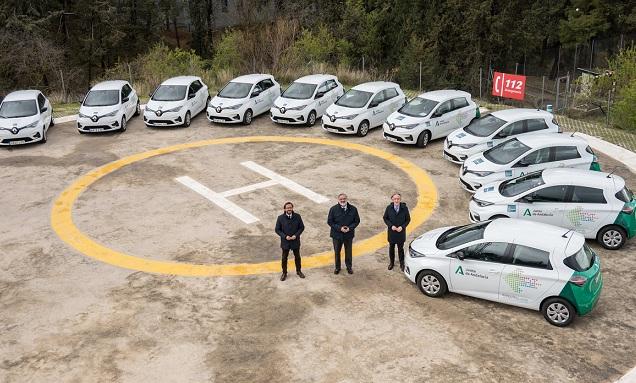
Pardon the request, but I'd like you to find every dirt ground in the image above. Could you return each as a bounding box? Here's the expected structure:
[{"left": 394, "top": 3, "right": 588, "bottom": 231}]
[{"left": 1, "top": 111, "right": 635, "bottom": 383}]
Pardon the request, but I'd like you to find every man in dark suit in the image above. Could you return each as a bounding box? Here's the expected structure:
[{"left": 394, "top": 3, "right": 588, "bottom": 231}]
[
  {"left": 327, "top": 193, "right": 360, "bottom": 275},
  {"left": 383, "top": 192, "right": 411, "bottom": 271},
  {"left": 275, "top": 202, "right": 305, "bottom": 281}
]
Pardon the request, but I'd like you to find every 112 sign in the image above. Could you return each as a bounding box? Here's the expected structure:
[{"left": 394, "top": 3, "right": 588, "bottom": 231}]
[{"left": 492, "top": 72, "right": 526, "bottom": 100}]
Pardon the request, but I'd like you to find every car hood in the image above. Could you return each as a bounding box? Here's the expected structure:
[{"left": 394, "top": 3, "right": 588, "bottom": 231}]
[
  {"left": 146, "top": 99, "right": 185, "bottom": 111},
  {"left": 79, "top": 105, "right": 120, "bottom": 116},
  {"left": 273, "top": 96, "right": 312, "bottom": 109},
  {"left": 447, "top": 128, "right": 485, "bottom": 145},
  {"left": 325, "top": 104, "right": 363, "bottom": 116},
  {"left": 386, "top": 111, "right": 428, "bottom": 126},
  {"left": 473, "top": 180, "right": 510, "bottom": 203},
  {"left": 410, "top": 227, "right": 452, "bottom": 256},
  {"left": 463, "top": 153, "right": 500, "bottom": 172},
  {"left": 0, "top": 115, "right": 39, "bottom": 129},
  {"left": 210, "top": 96, "right": 247, "bottom": 107}
]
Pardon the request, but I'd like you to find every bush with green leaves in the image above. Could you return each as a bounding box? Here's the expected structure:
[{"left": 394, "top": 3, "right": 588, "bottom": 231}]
[{"left": 610, "top": 48, "right": 636, "bottom": 131}]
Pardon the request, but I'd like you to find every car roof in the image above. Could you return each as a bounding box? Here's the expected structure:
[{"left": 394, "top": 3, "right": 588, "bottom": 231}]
[
  {"left": 418, "top": 89, "right": 471, "bottom": 101},
  {"left": 491, "top": 108, "right": 553, "bottom": 121},
  {"left": 91, "top": 80, "right": 128, "bottom": 90},
  {"left": 3, "top": 90, "right": 41, "bottom": 101},
  {"left": 293, "top": 74, "right": 336, "bottom": 85},
  {"left": 162, "top": 76, "right": 201, "bottom": 85},
  {"left": 231, "top": 74, "right": 273, "bottom": 84},
  {"left": 352, "top": 81, "right": 400, "bottom": 93},
  {"left": 541, "top": 168, "right": 624, "bottom": 189},
  {"left": 484, "top": 218, "right": 581, "bottom": 248},
  {"left": 516, "top": 133, "right": 587, "bottom": 148}
]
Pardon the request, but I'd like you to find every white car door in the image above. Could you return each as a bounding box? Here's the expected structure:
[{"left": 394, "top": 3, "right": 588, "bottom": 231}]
[
  {"left": 448, "top": 241, "right": 509, "bottom": 302},
  {"left": 315, "top": 81, "right": 331, "bottom": 116},
  {"left": 499, "top": 244, "right": 558, "bottom": 309},
  {"left": 429, "top": 100, "right": 454, "bottom": 140},
  {"left": 553, "top": 145, "right": 589, "bottom": 169},
  {"left": 514, "top": 184, "right": 569, "bottom": 226},
  {"left": 187, "top": 83, "right": 198, "bottom": 113},
  {"left": 251, "top": 83, "right": 267, "bottom": 115},
  {"left": 369, "top": 91, "right": 386, "bottom": 127},
  {"left": 452, "top": 97, "right": 475, "bottom": 132},
  {"left": 561, "top": 185, "right": 612, "bottom": 237},
  {"left": 509, "top": 147, "right": 552, "bottom": 179},
  {"left": 385, "top": 88, "right": 403, "bottom": 116},
  {"left": 37, "top": 93, "right": 51, "bottom": 129}
]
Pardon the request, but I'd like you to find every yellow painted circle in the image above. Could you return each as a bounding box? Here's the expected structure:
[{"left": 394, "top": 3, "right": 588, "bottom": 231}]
[{"left": 51, "top": 136, "right": 438, "bottom": 276}]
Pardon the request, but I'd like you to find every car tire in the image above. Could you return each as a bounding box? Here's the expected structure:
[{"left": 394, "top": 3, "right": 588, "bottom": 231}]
[
  {"left": 49, "top": 114, "right": 55, "bottom": 127},
  {"left": 243, "top": 109, "right": 253, "bottom": 125},
  {"left": 416, "top": 130, "right": 431, "bottom": 148},
  {"left": 306, "top": 110, "right": 317, "bottom": 127},
  {"left": 542, "top": 297, "right": 576, "bottom": 327},
  {"left": 120, "top": 116, "right": 127, "bottom": 132},
  {"left": 357, "top": 120, "right": 370, "bottom": 137},
  {"left": 39, "top": 128, "right": 47, "bottom": 144},
  {"left": 134, "top": 101, "right": 140, "bottom": 116},
  {"left": 416, "top": 270, "right": 447, "bottom": 298},
  {"left": 597, "top": 225, "right": 627, "bottom": 250},
  {"left": 183, "top": 111, "right": 191, "bottom": 127}
]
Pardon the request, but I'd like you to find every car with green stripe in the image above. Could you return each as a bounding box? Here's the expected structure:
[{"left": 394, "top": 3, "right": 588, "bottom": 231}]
[
  {"left": 404, "top": 219, "right": 603, "bottom": 326},
  {"left": 469, "top": 168, "right": 635, "bottom": 249}
]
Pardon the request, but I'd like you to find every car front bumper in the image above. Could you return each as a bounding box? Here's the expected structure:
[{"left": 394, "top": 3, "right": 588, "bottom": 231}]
[
  {"left": 77, "top": 116, "right": 121, "bottom": 133},
  {"left": 382, "top": 123, "right": 418, "bottom": 144},
  {"left": 206, "top": 107, "right": 244, "bottom": 124},
  {"left": 0, "top": 128, "right": 43, "bottom": 145},
  {"left": 270, "top": 108, "right": 307, "bottom": 125},
  {"left": 443, "top": 140, "right": 471, "bottom": 164},
  {"left": 321, "top": 116, "right": 359, "bottom": 134},
  {"left": 143, "top": 110, "right": 184, "bottom": 127}
]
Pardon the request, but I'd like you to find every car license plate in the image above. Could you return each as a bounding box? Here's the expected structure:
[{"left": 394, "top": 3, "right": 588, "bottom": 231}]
[
  {"left": 212, "top": 119, "right": 225, "bottom": 123},
  {"left": 89, "top": 128, "right": 102, "bottom": 132},
  {"left": 385, "top": 135, "right": 397, "bottom": 142},
  {"left": 9, "top": 140, "right": 25, "bottom": 145}
]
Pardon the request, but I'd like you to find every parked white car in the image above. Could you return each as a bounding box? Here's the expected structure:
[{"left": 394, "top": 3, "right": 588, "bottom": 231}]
[
  {"left": 322, "top": 81, "right": 405, "bottom": 136},
  {"left": 444, "top": 109, "right": 561, "bottom": 164},
  {"left": 270, "top": 74, "right": 344, "bottom": 126},
  {"left": 383, "top": 90, "right": 478, "bottom": 147},
  {"left": 77, "top": 80, "right": 139, "bottom": 133},
  {"left": 459, "top": 134, "right": 599, "bottom": 193},
  {"left": 469, "top": 168, "right": 636, "bottom": 250},
  {"left": 0, "top": 90, "right": 53, "bottom": 145},
  {"left": 144, "top": 76, "right": 209, "bottom": 128},
  {"left": 404, "top": 218, "right": 603, "bottom": 327},
  {"left": 207, "top": 74, "right": 280, "bottom": 125}
]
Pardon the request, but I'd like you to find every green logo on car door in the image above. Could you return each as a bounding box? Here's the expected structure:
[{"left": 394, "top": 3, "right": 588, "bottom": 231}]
[
  {"left": 523, "top": 208, "right": 532, "bottom": 216},
  {"left": 455, "top": 266, "right": 464, "bottom": 275}
]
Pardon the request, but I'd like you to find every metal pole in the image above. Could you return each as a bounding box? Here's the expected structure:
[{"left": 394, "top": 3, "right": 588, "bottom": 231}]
[
  {"left": 419, "top": 61, "right": 422, "bottom": 92},
  {"left": 556, "top": 45, "right": 561, "bottom": 78},
  {"left": 479, "top": 67, "right": 482, "bottom": 99},
  {"left": 589, "top": 39, "right": 594, "bottom": 69},
  {"left": 564, "top": 72, "right": 570, "bottom": 110},
  {"left": 541, "top": 75, "right": 545, "bottom": 108},
  {"left": 607, "top": 87, "right": 611, "bottom": 127},
  {"left": 573, "top": 44, "right": 578, "bottom": 75},
  {"left": 515, "top": 62, "right": 518, "bottom": 75},
  {"left": 362, "top": 56, "right": 365, "bottom": 73},
  {"left": 555, "top": 78, "right": 560, "bottom": 113}
]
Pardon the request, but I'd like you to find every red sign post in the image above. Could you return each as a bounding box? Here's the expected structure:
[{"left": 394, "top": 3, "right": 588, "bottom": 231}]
[{"left": 491, "top": 71, "right": 526, "bottom": 100}]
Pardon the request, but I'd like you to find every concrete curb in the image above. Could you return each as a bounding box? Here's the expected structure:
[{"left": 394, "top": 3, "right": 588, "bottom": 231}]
[
  {"left": 616, "top": 366, "right": 636, "bottom": 383},
  {"left": 577, "top": 132, "right": 636, "bottom": 173}
]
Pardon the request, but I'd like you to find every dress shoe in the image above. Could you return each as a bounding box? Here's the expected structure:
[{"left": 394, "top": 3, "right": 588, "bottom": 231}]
[
  {"left": 388, "top": 263, "right": 394, "bottom": 270},
  {"left": 334, "top": 269, "right": 340, "bottom": 275},
  {"left": 297, "top": 271, "right": 305, "bottom": 279},
  {"left": 347, "top": 268, "right": 353, "bottom": 274},
  {"left": 280, "top": 272, "right": 287, "bottom": 281}
]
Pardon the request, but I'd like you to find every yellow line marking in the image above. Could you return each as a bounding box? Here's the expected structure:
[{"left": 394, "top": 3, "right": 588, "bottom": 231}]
[{"left": 51, "top": 136, "right": 438, "bottom": 276}]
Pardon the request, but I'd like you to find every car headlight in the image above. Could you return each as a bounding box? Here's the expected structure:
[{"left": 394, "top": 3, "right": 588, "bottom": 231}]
[
  {"left": 225, "top": 103, "right": 243, "bottom": 110},
  {"left": 286, "top": 104, "right": 308, "bottom": 111},
  {"left": 78, "top": 112, "right": 90, "bottom": 119},
  {"left": 467, "top": 170, "right": 494, "bottom": 177},
  {"left": 455, "top": 143, "right": 477, "bottom": 149},
  {"left": 340, "top": 114, "right": 359, "bottom": 120},
  {"left": 145, "top": 106, "right": 155, "bottom": 113},
  {"left": 409, "top": 245, "right": 426, "bottom": 258},
  {"left": 163, "top": 105, "right": 183, "bottom": 113},
  {"left": 472, "top": 197, "right": 494, "bottom": 207},
  {"left": 399, "top": 123, "right": 420, "bottom": 130},
  {"left": 101, "top": 110, "right": 118, "bottom": 118},
  {"left": 22, "top": 121, "right": 39, "bottom": 130}
]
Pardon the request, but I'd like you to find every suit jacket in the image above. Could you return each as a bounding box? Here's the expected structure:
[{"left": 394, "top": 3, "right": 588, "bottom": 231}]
[
  {"left": 327, "top": 203, "right": 360, "bottom": 241},
  {"left": 275, "top": 213, "right": 305, "bottom": 250},
  {"left": 383, "top": 202, "right": 411, "bottom": 244}
]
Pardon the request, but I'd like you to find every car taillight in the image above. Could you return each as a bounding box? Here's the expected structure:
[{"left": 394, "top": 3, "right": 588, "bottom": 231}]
[
  {"left": 622, "top": 204, "right": 635, "bottom": 214},
  {"left": 569, "top": 275, "right": 587, "bottom": 286}
]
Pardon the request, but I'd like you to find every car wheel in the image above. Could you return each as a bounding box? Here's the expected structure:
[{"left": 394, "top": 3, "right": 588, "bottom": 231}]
[
  {"left": 416, "top": 130, "right": 431, "bottom": 148},
  {"left": 416, "top": 270, "right": 447, "bottom": 298},
  {"left": 597, "top": 225, "right": 627, "bottom": 250},
  {"left": 134, "top": 101, "right": 140, "bottom": 116},
  {"left": 120, "top": 116, "right": 127, "bottom": 132},
  {"left": 183, "top": 111, "right": 191, "bottom": 127},
  {"left": 542, "top": 297, "right": 575, "bottom": 327},
  {"left": 306, "top": 110, "right": 317, "bottom": 127},
  {"left": 243, "top": 109, "right": 253, "bottom": 125},
  {"left": 49, "top": 114, "right": 55, "bottom": 127},
  {"left": 356, "top": 120, "right": 370, "bottom": 137},
  {"left": 39, "top": 128, "right": 47, "bottom": 144}
]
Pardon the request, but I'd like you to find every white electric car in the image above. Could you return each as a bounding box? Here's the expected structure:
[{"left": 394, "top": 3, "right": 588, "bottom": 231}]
[
  {"left": 383, "top": 90, "right": 478, "bottom": 147},
  {"left": 459, "top": 134, "right": 599, "bottom": 193},
  {"left": 322, "top": 82, "right": 406, "bottom": 136},
  {"left": 144, "top": 76, "right": 209, "bottom": 127},
  {"left": 270, "top": 74, "right": 344, "bottom": 126},
  {"left": 444, "top": 109, "right": 561, "bottom": 164},
  {"left": 469, "top": 168, "right": 636, "bottom": 250},
  {"left": 77, "top": 80, "right": 140, "bottom": 133},
  {"left": 207, "top": 74, "right": 280, "bottom": 125},
  {"left": 0, "top": 90, "right": 53, "bottom": 145},
  {"left": 404, "top": 218, "right": 603, "bottom": 327}
]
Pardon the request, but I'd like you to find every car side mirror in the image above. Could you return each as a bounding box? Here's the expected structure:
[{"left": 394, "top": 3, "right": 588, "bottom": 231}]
[
  {"left": 315, "top": 92, "right": 324, "bottom": 99},
  {"left": 251, "top": 90, "right": 261, "bottom": 98},
  {"left": 188, "top": 93, "right": 196, "bottom": 100},
  {"left": 432, "top": 111, "right": 442, "bottom": 118},
  {"left": 495, "top": 132, "right": 507, "bottom": 139},
  {"left": 455, "top": 251, "right": 465, "bottom": 260},
  {"left": 122, "top": 97, "right": 129, "bottom": 103},
  {"left": 369, "top": 101, "right": 379, "bottom": 108},
  {"left": 40, "top": 106, "right": 48, "bottom": 113}
]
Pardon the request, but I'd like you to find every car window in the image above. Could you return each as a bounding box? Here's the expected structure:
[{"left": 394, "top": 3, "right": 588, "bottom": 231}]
[
  {"left": 190, "top": 80, "right": 202, "bottom": 94},
  {"left": 37, "top": 94, "right": 46, "bottom": 110},
  {"left": 529, "top": 185, "right": 569, "bottom": 203},
  {"left": 317, "top": 81, "right": 329, "bottom": 94},
  {"left": 615, "top": 186, "right": 634, "bottom": 203},
  {"left": 517, "top": 147, "right": 551, "bottom": 166},
  {"left": 84, "top": 90, "right": 120, "bottom": 106},
  {"left": 152, "top": 85, "right": 187, "bottom": 101},
  {"left": 483, "top": 138, "right": 531, "bottom": 165},
  {"left": 384, "top": 88, "right": 399, "bottom": 101},
  {"left": 398, "top": 97, "right": 438, "bottom": 117},
  {"left": 563, "top": 244, "right": 595, "bottom": 271},
  {"left": 451, "top": 97, "right": 469, "bottom": 110},
  {"left": 570, "top": 186, "right": 607, "bottom": 204},
  {"left": 554, "top": 146, "right": 581, "bottom": 161},
  {"left": 218, "top": 82, "right": 252, "bottom": 99},
  {"left": 370, "top": 91, "right": 385, "bottom": 106},
  {"left": 526, "top": 118, "right": 548, "bottom": 132},
  {"left": 335, "top": 89, "right": 373, "bottom": 108},
  {"left": 498, "top": 120, "right": 525, "bottom": 137},
  {"left": 500, "top": 171, "right": 545, "bottom": 197},
  {"left": 282, "top": 82, "right": 317, "bottom": 99},
  {"left": 0, "top": 100, "right": 38, "bottom": 118},
  {"left": 260, "top": 79, "right": 274, "bottom": 89},
  {"left": 436, "top": 221, "right": 491, "bottom": 250},
  {"left": 462, "top": 242, "right": 511, "bottom": 263},
  {"left": 326, "top": 80, "right": 337, "bottom": 91},
  {"left": 436, "top": 100, "right": 452, "bottom": 115},
  {"left": 511, "top": 244, "right": 552, "bottom": 269},
  {"left": 122, "top": 84, "right": 132, "bottom": 98},
  {"left": 464, "top": 114, "right": 507, "bottom": 137}
]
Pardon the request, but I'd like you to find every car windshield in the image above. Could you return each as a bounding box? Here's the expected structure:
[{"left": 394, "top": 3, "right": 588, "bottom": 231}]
[
  {"left": 436, "top": 221, "right": 491, "bottom": 250},
  {"left": 335, "top": 89, "right": 373, "bottom": 108},
  {"left": 152, "top": 85, "right": 187, "bottom": 101},
  {"left": 218, "top": 82, "right": 252, "bottom": 99},
  {"left": 563, "top": 244, "right": 595, "bottom": 271},
  {"left": 84, "top": 90, "right": 119, "bottom": 106},
  {"left": 499, "top": 171, "right": 545, "bottom": 197},
  {"left": 464, "top": 114, "right": 507, "bottom": 137},
  {"left": 0, "top": 100, "right": 38, "bottom": 118},
  {"left": 282, "top": 82, "right": 317, "bottom": 100},
  {"left": 615, "top": 186, "right": 634, "bottom": 203},
  {"left": 483, "top": 138, "right": 531, "bottom": 165},
  {"left": 398, "top": 97, "right": 438, "bottom": 117}
]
